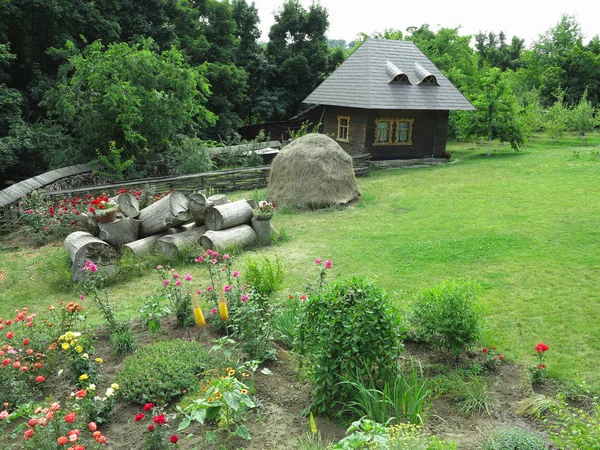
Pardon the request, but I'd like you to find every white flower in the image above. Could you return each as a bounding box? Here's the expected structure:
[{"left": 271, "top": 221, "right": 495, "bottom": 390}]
[
  {"left": 89, "top": 384, "right": 96, "bottom": 391},
  {"left": 82, "top": 353, "right": 89, "bottom": 359},
  {"left": 105, "top": 388, "right": 114, "bottom": 397},
  {"left": 58, "top": 369, "right": 64, "bottom": 376}
]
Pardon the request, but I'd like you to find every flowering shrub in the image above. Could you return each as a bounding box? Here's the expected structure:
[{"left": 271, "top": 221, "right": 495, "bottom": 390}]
[
  {"left": 133, "top": 404, "right": 179, "bottom": 450},
  {"left": 254, "top": 200, "right": 275, "bottom": 220},
  {"left": 481, "top": 346, "right": 505, "bottom": 371},
  {"left": 530, "top": 342, "right": 550, "bottom": 383},
  {"left": 116, "top": 339, "right": 213, "bottom": 405},
  {"left": 58, "top": 330, "right": 103, "bottom": 387},
  {"left": 88, "top": 194, "right": 117, "bottom": 217},
  {"left": 0, "top": 400, "right": 109, "bottom": 449},
  {"left": 156, "top": 266, "right": 194, "bottom": 327},
  {"left": 71, "top": 382, "right": 119, "bottom": 424},
  {"left": 297, "top": 276, "right": 403, "bottom": 415}
]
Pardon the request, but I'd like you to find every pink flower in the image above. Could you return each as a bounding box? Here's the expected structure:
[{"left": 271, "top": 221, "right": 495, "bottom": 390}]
[
  {"left": 36, "top": 375, "right": 45, "bottom": 383},
  {"left": 211, "top": 258, "right": 217, "bottom": 264},
  {"left": 79, "top": 294, "right": 84, "bottom": 301},
  {"left": 197, "top": 289, "right": 202, "bottom": 295},
  {"left": 241, "top": 294, "right": 249, "bottom": 302},
  {"left": 89, "top": 264, "right": 98, "bottom": 272},
  {"left": 224, "top": 285, "right": 231, "bottom": 293},
  {"left": 325, "top": 260, "right": 332, "bottom": 269},
  {"left": 185, "top": 274, "right": 192, "bottom": 281},
  {"left": 207, "top": 286, "right": 213, "bottom": 292},
  {"left": 175, "top": 280, "right": 182, "bottom": 286},
  {"left": 173, "top": 273, "right": 179, "bottom": 279},
  {"left": 232, "top": 271, "right": 239, "bottom": 278},
  {"left": 156, "top": 265, "right": 163, "bottom": 270},
  {"left": 164, "top": 280, "right": 170, "bottom": 286},
  {"left": 0, "top": 411, "right": 8, "bottom": 420},
  {"left": 315, "top": 258, "right": 322, "bottom": 265},
  {"left": 88, "top": 422, "right": 97, "bottom": 431},
  {"left": 197, "top": 256, "right": 204, "bottom": 262},
  {"left": 223, "top": 254, "right": 229, "bottom": 260},
  {"left": 211, "top": 308, "right": 217, "bottom": 315}
]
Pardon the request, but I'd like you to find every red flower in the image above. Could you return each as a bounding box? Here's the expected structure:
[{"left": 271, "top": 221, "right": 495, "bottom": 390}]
[
  {"left": 64, "top": 412, "right": 77, "bottom": 423},
  {"left": 88, "top": 422, "right": 97, "bottom": 431},
  {"left": 499, "top": 355, "right": 504, "bottom": 360},
  {"left": 170, "top": 435, "right": 179, "bottom": 443},
  {"left": 536, "top": 365, "right": 541, "bottom": 370},
  {"left": 23, "top": 338, "right": 29, "bottom": 346},
  {"left": 36, "top": 375, "right": 45, "bottom": 383},
  {"left": 89, "top": 206, "right": 95, "bottom": 213},
  {"left": 482, "top": 347, "right": 488, "bottom": 353},
  {"left": 148, "top": 424, "right": 155, "bottom": 432},
  {"left": 24, "top": 429, "right": 35, "bottom": 440},
  {"left": 534, "top": 342, "right": 549, "bottom": 353},
  {"left": 153, "top": 414, "right": 166, "bottom": 424},
  {"left": 57, "top": 436, "right": 68, "bottom": 445},
  {"left": 6, "top": 332, "right": 13, "bottom": 339},
  {"left": 135, "top": 413, "right": 145, "bottom": 422},
  {"left": 143, "top": 402, "right": 154, "bottom": 411}
]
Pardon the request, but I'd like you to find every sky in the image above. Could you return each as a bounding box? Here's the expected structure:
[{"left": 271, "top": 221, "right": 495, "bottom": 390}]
[{"left": 252, "top": 0, "right": 600, "bottom": 47}]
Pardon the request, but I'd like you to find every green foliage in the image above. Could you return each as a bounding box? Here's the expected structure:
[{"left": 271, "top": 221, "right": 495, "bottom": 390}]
[
  {"left": 478, "top": 425, "right": 547, "bottom": 450},
  {"left": 42, "top": 38, "right": 215, "bottom": 174},
  {"left": 378, "top": 423, "right": 458, "bottom": 450},
  {"left": 546, "top": 399, "right": 600, "bottom": 449},
  {"left": 289, "top": 122, "right": 321, "bottom": 140},
  {"left": 117, "top": 339, "right": 213, "bottom": 405},
  {"left": 170, "top": 135, "right": 215, "bottom": 175},
  {"left": 273, "top": 294, "right": 306, "bottom": 347},
  {"left": 139, "top": 295, "right": 171, "bottom": 335},
  {"left": 568, "top": 90, "right": 598, "bottom": 143},
  {"left": 545, "top": 94, "right": 569, "bottom": 142},
  {"left": 92, "top": 141, "right": 135, "bottom": 182},
  {"left": 410, "top": 280, "right": 482, "bottom": 357},
  {"left": 297, "top": 277, "right": 404, "bottom": 415},
  {"left": 109, "top": 322, "right": 136, "bottom": 356},
  {"left": 446, "top": 376, "right": 497, "bottom": 417},
  {"left": 333, "top": 418, "right": 388, "bottom": 450},
  {"left": 338, "top": 359, "right": 433, "bottom": 426},
  {"left": 243, "top": 255, "right": 284, "bottom": 297}
]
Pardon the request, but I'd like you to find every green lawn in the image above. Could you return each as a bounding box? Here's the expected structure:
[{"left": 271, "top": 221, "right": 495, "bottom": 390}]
[{"left": 2, "top": 133, "right": 600, "bottom": 388}]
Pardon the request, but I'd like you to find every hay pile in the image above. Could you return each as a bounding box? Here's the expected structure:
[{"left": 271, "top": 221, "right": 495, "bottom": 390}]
[{"left": 267, "top": 134, "right": 361, "bottom": 209}]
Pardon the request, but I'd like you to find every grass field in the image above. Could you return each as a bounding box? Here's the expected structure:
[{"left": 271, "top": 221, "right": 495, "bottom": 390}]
[{"left": 2, "top": 133, "right": 600, "bottom": 389}]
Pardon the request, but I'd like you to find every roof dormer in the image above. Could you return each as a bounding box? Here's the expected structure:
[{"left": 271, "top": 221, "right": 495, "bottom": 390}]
[
  {"left": 414, "top": 62, "right": 438, "bottom": 85},
  {"left": 385, "top": 60, "right": 410, "bottom": 84}
]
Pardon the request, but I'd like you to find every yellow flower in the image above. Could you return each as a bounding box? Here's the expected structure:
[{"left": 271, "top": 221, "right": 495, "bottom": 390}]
[
  {"left": 95, "top": 357, "right": 103, "bottom": 364},
  {"left": 75, "top": 346, "right": 83, "bottom": 353},
  {"left": 79, "top": 373, "right": 89, "bottom": 381},
  {"left": 228, "top": 369, "right": 235, "bottom": 376},
  {"left": 219, "top": 302, "right": 229, "bottom": 321},
  {"left": 193, "top": 306, "right": 206, "bottom": 327},
  {"left": 240, "top": 389, "right": 248, "bottom": 395},
  {"left": 111, "top": 383, "right": 119, "bottom": 390},
  {"left": 61, "top": 342, "right": 70, "bottom": 351}
]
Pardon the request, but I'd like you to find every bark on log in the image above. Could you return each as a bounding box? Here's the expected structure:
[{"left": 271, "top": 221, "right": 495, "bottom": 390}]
[
  {"left": 204, "top": 200, "right": 254, "bottom": 231},
  {"left": 207, "top": 194, "right": 229, "bottom": 206},
  {"left": 200, "top": 225, "right": 257, "bottom": 252},
  {"left": 122, "top": 228, "right": 180, "bottom": 256},
  {"left": 112, "top": 193, "right": 140, "bottom": 219},
  {"left": 156, "top": 226, "right": 207, "bottom": 258},
  {"left": 138, "top": 192, "right": 190, "bottom": 237},
  {"left": 70, "top": 213, "right": 99, "bottom": 236},
  {"left": 189, "top": 192, "right": 209, "bottom": 226},
  {"left": 98, "top": 218, "right": 140, "bottom": 249},
  {"left": 64, "top": 231, "right": 118, "bottom": 282}
]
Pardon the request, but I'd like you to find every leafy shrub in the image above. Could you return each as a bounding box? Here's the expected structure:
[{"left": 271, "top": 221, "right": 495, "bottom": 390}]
[
  {"left": 273, "top": 294, "right": 306, "bottom": 347},
  {"left": 379, "top": 423, "right": 457, "bottom": 450},
  {"left": 446, "top": 375, "right": 497, "bottom": 418},
  {"left": 546, "top": 399, "right": 600, "bottom": 449},
  {"left": 243, "top": 255, "right": 284, "bottom": 298},
  {"left": 410, "top": 281, "right": 482, "bottom": 357},
  {"left": 297, "top": 277, "right": 403, "bottom": 415},
  {"left": 117, "top": 339, "right": 213, "bottom": 405},
  {"left": 479, "top": 425, "right": 547, "bottom": 450},
  {"left": 171, "top": 135, "right": 215, "bottom": 175},
  {"left": 109, "top": 322, "right": 136, "bottom": 356}
]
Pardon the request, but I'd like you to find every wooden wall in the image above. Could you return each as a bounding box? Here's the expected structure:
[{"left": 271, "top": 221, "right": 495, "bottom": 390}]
[{"left": 322, "top": 107, "right": 449, "bottom": 160}]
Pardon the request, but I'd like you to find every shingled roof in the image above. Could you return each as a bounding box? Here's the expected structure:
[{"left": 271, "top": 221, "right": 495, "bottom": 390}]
[{"left": 304, "top": 38, "right": 475, "bottom": 111}]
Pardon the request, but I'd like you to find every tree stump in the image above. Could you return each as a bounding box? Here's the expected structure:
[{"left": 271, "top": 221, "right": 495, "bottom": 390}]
[
  {"left": 251, "top": 217, "right": 272, "bottom": 246},
  {"left": 138, "top": 192, "right": 190, "bottom": 237},
  {"left": 71, "top": 213, "right": 100, "bottom": 236},
  {"left": 207, "top": 194, "right": 229, "bottom": 206},
  {"left": 122, "top": 228, "right": 180, "bottom": 256},
  {"left": 204, "top": 200, "right": 254, "bottom": 231},
  {"left": 189, "top": 192, "right": 210, "bottom": 226},
  {"left": 64, "top": 231, "right": 119, "bottom": 282},
  {"left": 200, "top": 225, "right": 257, "bottom": 252},
  {"left": 98, "top": 218, "right": 140, "bottom": 249},
  {"left": 111, "top": 193, "right": 140, "bottom": 219},
  {"left": 156, "top": 226, "right": 207, "bottom": 258}
]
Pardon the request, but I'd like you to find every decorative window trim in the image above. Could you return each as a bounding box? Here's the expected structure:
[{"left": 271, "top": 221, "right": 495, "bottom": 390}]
[
  {"left": 374, "top": 118, "right": 414, "bottom": 146},
  {"left": 374, "top": 118, "right": 394, "bottom": 145},
  {"left": 395, "top": 118, "right": 414, "bottom": 145},
  {"left": 337, "top": 115, "right": 350, "bottom": 142}
]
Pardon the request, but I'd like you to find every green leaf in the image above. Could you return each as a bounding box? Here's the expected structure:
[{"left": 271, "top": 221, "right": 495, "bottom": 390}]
[
  {"left": 234, "top": 424, "right": 251, "bottom": 440},
  {"left": 178, "top": 418, "right": 191, "bottom": 431},
  {"left": 223, "top": 390, "right": 241, "bottom": 411}
]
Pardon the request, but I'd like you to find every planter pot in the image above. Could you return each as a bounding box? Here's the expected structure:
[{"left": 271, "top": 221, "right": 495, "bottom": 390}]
[
  {"left": 251, "top": 217, "right": 272, "bottom": 246},
  {"left": 93, "top": 208, "right": 118, "bottom": 224}
]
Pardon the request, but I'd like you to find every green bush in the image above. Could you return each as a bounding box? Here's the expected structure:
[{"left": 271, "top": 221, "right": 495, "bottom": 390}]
[
  {"left": 116, "top": 339, "right": 213, "bottom": 405},
  {"left": 410, "top": 281, "right": 482, "bottom": 357},
  {"left": 297, "top": 277, "right": 403, "bottom": 415},
  {"left": 243, "top": 255, "right": 284, "bottom": 298},
  {"left": 479, "top": 425, "right": 547, "bottom": 450},
  {"left": 546, "top": 400, "right": 600, "bottom": 449},
  {"left": 446, "top": 376, "right": 497, "bottom": 418}
]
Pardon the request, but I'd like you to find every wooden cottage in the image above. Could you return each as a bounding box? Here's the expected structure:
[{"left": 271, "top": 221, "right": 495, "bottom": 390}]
[{"left": 302, "top": 38, "right": 475, "bottom": 160}]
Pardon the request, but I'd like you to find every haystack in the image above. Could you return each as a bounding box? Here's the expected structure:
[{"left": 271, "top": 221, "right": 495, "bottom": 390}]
[{"left": 267, "top": 134, "right": 361, "bottom": 209}]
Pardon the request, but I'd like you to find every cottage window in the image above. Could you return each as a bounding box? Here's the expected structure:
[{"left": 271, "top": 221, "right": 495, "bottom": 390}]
[
  {"left": 375, "top": 119, "right": 392, "bottom": 144},
  {"left": 337, "top": 115, "right": 350, "bottom": 142},
  {"left": 395, "top": 119, "right": 414, "bottom": 145}
]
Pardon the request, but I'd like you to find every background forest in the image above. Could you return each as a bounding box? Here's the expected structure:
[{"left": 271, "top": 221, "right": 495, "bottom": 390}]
[{"left": 1, "top": 0, "right": 599, "bottom": 183}]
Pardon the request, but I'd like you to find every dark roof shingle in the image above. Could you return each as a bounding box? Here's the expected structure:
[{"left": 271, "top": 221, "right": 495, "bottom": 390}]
[{"left": 304, "top": 38, "right": 475, "bottom": 111}]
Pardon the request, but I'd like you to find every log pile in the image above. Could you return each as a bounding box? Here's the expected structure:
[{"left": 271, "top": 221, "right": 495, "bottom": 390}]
[{"left": 64, "top": 191, "right": 274, "bottom": 281}]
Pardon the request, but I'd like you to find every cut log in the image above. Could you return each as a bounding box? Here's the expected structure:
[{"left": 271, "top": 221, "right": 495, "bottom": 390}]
[
  {"left": 207, "top": 194, "right": 229, "bottom": 206},
  {"left": 123, "top": 228, "right": 180, "bottom": 256},
  {"left": 98, "top": 218, "right": 140, "bottom": 249},
  {"left": 156, "top": 226, "right": 207, "bottom": 258},
  {"left": 111, "top": 193, "right": 140, "bottom": 219},
  {"left": 189, "top": 191, "right": 210, "bottom": 226},
  {"left": 138, "top": 191, "right": 190, "bottom": 237},
  {"left": 250, "top": 217, "right": 272, "bottom": 246},
  {"left": 70, "top": 213, "right": 99, "bottom": 236},
  {"left": 204, "top": 200, "right": 254, "bottom": 231},
  {"left": 64, "top": 231, "right": 118, "bottom": 282},
  {"left": 200, "top": 225, "right": 257, "bottom": 252}
]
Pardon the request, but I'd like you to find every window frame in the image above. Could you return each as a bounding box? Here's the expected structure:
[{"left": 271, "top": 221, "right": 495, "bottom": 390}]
[
  {"left": 374, "top": 118, "right": 394, "bottom": 145},
  {"left": 394, "top": 118, "right": 414, "bottom": 145},
  {"left": 336, "top": 115, "right": 350, "bottom": 142}
]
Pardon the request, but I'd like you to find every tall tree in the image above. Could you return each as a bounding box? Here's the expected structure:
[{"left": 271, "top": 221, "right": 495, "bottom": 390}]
[{"left": 475, "top": 31, "right": 524, "bottom": 71}]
